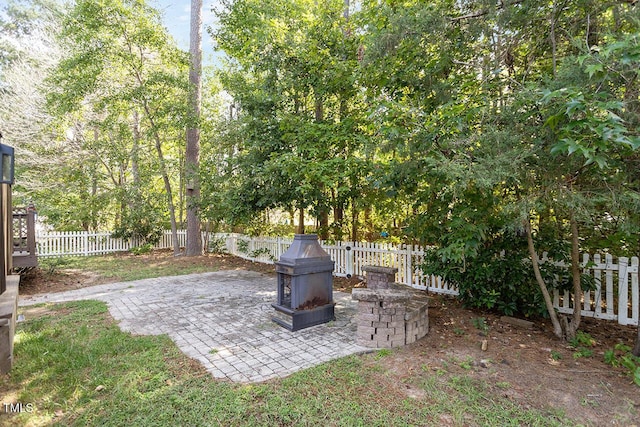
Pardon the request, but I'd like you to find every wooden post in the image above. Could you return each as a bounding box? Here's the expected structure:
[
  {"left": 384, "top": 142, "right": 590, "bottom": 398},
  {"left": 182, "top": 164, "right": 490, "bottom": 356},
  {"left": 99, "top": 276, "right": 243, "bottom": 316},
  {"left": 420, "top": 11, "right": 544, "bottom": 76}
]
[
  {"left": 405, "top": 244, "right": 413, "bottom": 288},
  {"left": 345, "top": 243, "right": 354, "bottom": 278},
  {"left": 582, "top": 253, "right": 591, "bottom": 312},
  {"left": 618, "top": 257, "right": 629, "bottom": 325},
  {"left": 0, "top": 185, "right": 6, "bottom": 295},
  {"left": 632, "top": 257, "right": 639, "bottom": 326}
]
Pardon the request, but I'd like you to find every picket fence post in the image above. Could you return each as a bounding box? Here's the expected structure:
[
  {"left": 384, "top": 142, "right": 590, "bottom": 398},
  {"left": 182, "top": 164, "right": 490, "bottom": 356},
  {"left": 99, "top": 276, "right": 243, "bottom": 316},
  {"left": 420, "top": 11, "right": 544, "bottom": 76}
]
[
  {"left": 632, "top": 257, "right": 639, "bottom": 326},
  {"left": 405, "top": 244, "right": 413, "bottom": 288},
  {"left": 618, "top": 257, "right": 630, "bottom": 325},
  {"left": 345, "top": 242, "right": 354, "bottom": 278},
  {"left": 276, "top": 237, "right": 283, "bottom": 260}
]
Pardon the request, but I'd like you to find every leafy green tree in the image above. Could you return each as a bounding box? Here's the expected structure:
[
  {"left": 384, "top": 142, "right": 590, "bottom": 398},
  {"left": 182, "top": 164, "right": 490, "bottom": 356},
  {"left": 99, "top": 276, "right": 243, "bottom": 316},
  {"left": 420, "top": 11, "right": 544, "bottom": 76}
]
[
  {"left": 211, "top": 0, "right": 369, "bottom": 239},
  {"left": 44, "top": 0, "right": 189, "bottom": 250},
  {"left": 359, "top": 0, "right": 639, "bottom": 341},
  {"left": 531, "top": 23, "right": 640, "bottom": 340},
  {"left": 0, "top": 0, "right": 61, "bottom": 207}
]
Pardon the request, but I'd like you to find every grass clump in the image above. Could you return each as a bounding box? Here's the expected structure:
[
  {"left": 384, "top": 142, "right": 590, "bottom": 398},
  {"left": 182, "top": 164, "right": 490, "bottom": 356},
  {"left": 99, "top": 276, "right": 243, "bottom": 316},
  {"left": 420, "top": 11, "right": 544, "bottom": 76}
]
[
  {"left": 471, "top": 317, "right": 490, "bottom": 335},
  {"left": 604, "top": 344, "right": 640, "bottom": 386},
  {"left": 569, "top": 331, "right": 596, "bottom": 360}
]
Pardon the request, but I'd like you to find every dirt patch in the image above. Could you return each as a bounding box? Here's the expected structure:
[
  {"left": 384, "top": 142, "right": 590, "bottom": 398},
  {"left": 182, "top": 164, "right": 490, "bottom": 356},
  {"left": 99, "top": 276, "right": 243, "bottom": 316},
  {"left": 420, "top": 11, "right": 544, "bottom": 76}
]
[
  {"left": 16, "top": 250, "right": 640, "bottom": 425},
  {"left": 371, "top": 296, "right": 640, "bottom": 426},
  {"left": 18, "top": 268, "right": 100, "bottom": 295}
]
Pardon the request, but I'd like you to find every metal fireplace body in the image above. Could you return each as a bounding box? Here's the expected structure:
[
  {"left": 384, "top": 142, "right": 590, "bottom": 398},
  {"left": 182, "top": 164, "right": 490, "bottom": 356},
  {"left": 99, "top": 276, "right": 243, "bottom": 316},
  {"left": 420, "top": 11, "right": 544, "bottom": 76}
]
[{"left": 272, "top": 234, "right": 335, "bottom": 331}]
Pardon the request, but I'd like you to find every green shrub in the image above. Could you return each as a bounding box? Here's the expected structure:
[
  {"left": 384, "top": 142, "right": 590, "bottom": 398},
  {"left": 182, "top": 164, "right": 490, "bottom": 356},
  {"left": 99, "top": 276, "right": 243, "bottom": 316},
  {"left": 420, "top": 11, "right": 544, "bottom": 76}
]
[
  {"left": 472, "top": 317, "right": 490, "bottom": 335},
  {"left": 130, "top": 243, "right": 153, "bottom": 255},
  {"left": 249, "top": 247, "right": 276, "bottom": 261},
  {"left": 111, "top": 204, "right": 164, "bottom": 246},
  {"left": 40, "top": 257, "right": 73, "bottom": 274},
  {"left": 604, "top": 344, "right": 640, "bottom": 387},
  {"left": 422, "top": 232, "right": 576, "bottom": 318},
  {"left": 569, "top": 331, "right": 596, "bottom": 348},
  {"left": 207, "top": 237, "right": 227, "bottom": 254},
  {"left": 237, "top": 239, "right": 250, "bottom": 254},
  {"left": 423, "top": 245, "right": 541, "bottom": 317}
]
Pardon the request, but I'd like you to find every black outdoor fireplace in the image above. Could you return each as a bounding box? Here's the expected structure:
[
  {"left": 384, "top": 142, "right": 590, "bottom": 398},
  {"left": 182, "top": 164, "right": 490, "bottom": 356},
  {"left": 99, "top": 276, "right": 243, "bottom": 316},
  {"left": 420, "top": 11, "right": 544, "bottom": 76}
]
[{"left": 272, "top": 234, "right": 335, "bottom": 331}]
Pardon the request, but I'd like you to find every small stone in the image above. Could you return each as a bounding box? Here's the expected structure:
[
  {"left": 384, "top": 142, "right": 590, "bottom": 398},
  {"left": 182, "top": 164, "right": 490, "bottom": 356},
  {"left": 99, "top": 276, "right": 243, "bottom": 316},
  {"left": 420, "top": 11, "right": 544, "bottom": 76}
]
[
  {"left": 481, "top": 339, "right": 488, "bottom": 351},
  {"left": 95, "top": 385, "right": 105, "bottom": 392}
]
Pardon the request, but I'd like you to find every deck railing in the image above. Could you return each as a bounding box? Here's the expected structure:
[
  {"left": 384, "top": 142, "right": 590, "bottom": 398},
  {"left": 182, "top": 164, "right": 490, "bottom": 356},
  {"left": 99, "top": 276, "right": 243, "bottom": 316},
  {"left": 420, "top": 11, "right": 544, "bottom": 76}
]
[{"left": 12, "top": 206, "right": 37, "bottom": 268}]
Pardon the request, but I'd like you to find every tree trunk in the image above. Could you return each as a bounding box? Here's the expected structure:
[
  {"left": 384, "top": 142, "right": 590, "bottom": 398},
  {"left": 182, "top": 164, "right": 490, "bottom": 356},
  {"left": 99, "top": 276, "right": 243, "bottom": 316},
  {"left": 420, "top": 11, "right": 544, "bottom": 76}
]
[
  {"left": 628, "top": 63, "right": 640, "bottom": 354},
  {"left": 179, "top": 148, "right": 184, "bottom": 227},
  {"left": 154, "top": 133, "right": 180, "bottom": 255},
  {"left": 350, "top": 198, "right": 358, "bottom": 242},
  {"left": 297, "top": 206, "right": 305, "bottom": 234},
  {"left": 131, "top": 110, "right": 141, "bottom": 191},
  {"left": 143, "top": 102, "right": 180, "bottom": 256},
  {"left": 550, "top": 0, "right": 557, "bottom": 77},
  {"left": 364, "top": 206, "right": 373, "bottom": 241},
  {"left": 119, "top": 110, "right": 142, "bottom": 231},
  {"left": 118, "top": 164, "right": 125, "bottom": 227},
  {"left": 185, "top": 0, "right": 203, "bottom": 256},
  {"left": 633, "top": 324, "right": 640, "bottom": 357},
  {"left": 319, "top": 208, "right": 329, "bottom": 240},
  {"left": 333, "top": 198, "right": 344, "bottom": 241},
  {"left": 314, "top": 93, "right": 323, "bottom": 122},
  {"left": 288, "top": 208, "right": 295, "bottom": 228},
  {"left": 525, "top": 219, "right": 564, "bottom": 339}
]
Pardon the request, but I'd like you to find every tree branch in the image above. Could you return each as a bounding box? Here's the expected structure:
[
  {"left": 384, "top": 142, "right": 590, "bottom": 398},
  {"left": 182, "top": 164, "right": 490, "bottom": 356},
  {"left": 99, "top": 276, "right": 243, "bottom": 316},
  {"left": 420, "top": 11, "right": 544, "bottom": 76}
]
[
  {"left": 525, "top": 218, "right": 564, "bottom": 339},
  {"left": 450, "top": 0, "right": 526, "bottom": 22}
]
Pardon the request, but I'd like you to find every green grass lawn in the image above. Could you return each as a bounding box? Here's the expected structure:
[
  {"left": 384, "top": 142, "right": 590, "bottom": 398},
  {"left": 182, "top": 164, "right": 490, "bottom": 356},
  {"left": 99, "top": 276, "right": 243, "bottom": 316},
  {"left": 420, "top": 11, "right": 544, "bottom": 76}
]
[
  {"left": 0, "top": 300, "right": 571, "bottom": 426},
  {"left": 39, "top": 252, "right": 223, "bottom": 284}
]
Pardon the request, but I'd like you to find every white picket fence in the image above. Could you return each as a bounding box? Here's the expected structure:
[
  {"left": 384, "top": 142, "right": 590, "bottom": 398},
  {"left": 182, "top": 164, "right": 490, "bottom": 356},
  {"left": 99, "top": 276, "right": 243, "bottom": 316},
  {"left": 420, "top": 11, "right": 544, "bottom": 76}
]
[
  {"left": 35, "top": 230, "right": 188, "bottom": 257},
  {"left": 552, "top": 253, "right": 639, "bottom": 326},
  {"left": 217, "top": 233, "right": 454, "bottom": 294},
  {"left": 214, "top": 234, "right": 639, "bottom": 326},
  {"left": 34, "top": 230, "right": 639, "bottom": 326}
]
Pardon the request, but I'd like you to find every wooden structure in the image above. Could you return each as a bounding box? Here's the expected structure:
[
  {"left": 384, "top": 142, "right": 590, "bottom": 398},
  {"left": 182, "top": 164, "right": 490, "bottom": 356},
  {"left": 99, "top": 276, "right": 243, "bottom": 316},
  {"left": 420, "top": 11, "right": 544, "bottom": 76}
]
[
  {"left": 1, "top": 182, "right": 12, "bottom": 293},
  {"left": 1, "top": 180, "right": 20, "bottom": 374},
  {"left": 12, "top": 205, "right": 37, "bottom": 268},
  {"left": 1, "top": 139, "right": 19, "bottom": 374}
]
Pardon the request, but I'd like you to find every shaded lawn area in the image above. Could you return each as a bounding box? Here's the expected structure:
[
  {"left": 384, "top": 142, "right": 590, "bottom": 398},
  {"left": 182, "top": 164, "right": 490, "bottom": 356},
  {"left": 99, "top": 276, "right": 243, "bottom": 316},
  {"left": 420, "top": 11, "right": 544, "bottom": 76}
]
[{"left": 1, "top": 301, "right": 570, "bottom": 426}]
